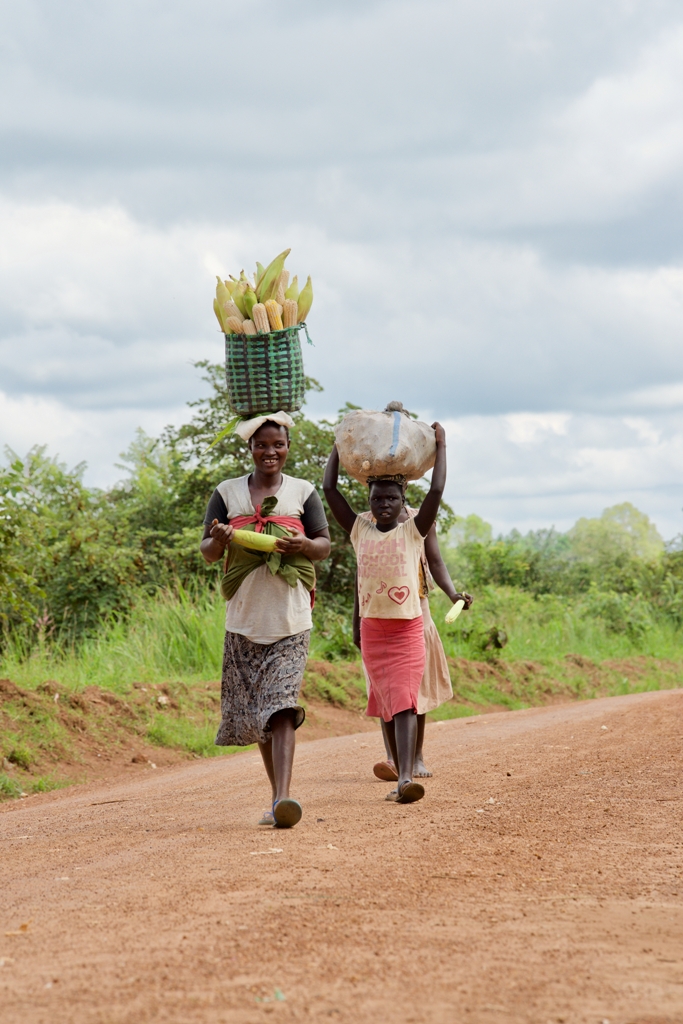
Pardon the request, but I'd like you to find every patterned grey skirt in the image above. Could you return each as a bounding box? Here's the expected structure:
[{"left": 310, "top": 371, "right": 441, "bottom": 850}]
[{"left": 215, "top": 630, "right": 310, "bottom": 747}]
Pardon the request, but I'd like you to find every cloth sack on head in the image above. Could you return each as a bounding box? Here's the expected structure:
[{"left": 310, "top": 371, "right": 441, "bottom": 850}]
[{"left": 234, "top": 411, "right": 294, "bottom": 442}]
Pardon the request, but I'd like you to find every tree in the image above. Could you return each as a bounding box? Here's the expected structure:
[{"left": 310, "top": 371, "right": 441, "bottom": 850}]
[{"left": 160, "top": 362, "right": 455, "bottom": 603}]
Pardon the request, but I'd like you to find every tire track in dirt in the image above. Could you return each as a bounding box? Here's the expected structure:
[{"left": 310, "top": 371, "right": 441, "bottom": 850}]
[{"left": 1, "top": 690, "right": 682, "bottom": 1024}]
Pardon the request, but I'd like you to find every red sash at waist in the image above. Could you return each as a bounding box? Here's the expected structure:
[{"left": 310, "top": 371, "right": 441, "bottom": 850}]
[{"left": 229, "top": 504, "right": 304, "bottom": 535}]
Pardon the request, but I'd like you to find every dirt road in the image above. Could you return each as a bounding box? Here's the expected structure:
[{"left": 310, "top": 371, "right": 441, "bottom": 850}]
[{"left": 1, "top": 691, "right": 682, "bottom": 1024}]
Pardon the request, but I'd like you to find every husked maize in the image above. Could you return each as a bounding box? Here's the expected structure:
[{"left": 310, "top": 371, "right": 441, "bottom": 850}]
[
  {"left": 224, "top": 300, "right": 244, "bottom": 323},
  {"left": 283, "top": 298, "right": 298, "bottom": 328},
  {"left": 226, "top": 316, "right": 245, "bottom": 334},
  {"left": 252, "top": 303, "right": 270, "bottom": 333},
  {"left": 242, "top": 319, "right": 256, "bottom": 335},
  {"left": 445, "top": 599, "right": 465, "bottom": 623},
  {"left": 276, "top": 270, "right": 289, "bottom": 306},
  {"left": 231, "top": 529, "right": 277, "bottom": 553},
  {"left": 264, "top": 299, "right": 284, "bottom": 331}
]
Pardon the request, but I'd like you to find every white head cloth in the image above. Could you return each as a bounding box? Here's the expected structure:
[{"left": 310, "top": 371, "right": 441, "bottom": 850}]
[{"left": 234, "top": 410, "right": 294, "bottom": 442}]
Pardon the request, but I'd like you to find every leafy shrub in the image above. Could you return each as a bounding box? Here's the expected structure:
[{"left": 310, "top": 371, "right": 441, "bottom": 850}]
[
  {"left": 580, "top": 589, "right": 653, "bottom": 641},
  {"left": 0, "top": 773, "right": 22, "bottom": 798},
  {"left": 7, "top": 745, "right": 32, "bottom": 770}
]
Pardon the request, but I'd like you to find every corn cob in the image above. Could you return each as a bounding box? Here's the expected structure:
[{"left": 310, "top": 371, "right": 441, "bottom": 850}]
[
  {"left": 231, "top": 283, "right": 248, "bottom": 318},
  {"left": 224, "top": 300, "right": 244, "bottom": 323},
  {"left": 243, "top": 286, "right": 258, "bottom": 320},
  {"left": 297, "top": 276, "right": 313, "bottom": 322},
  {"left": 216, "top": 276, "right": 231, "bottom": 312},
  {"left": 283, "top": 298, "right": 298, "bottom": 328},
  {"left": 265, "top": 299, "right": 284, "bottom": 330},
  {"left": 275, "top": 270, "right": 289, "bottom": 306},
  {"left": 213, "top": 298, "right": 228, "bottom": 332},
  {"left": 231, "top": 529, "right": 277, "bottom": 553},
  {"left": 252, "top": 303, "right": 270, "bottom": 333},
  {"left": 226, "top": 316, "right": 245, "bottom": 334},
  {"left": 445, "top": 599, "right": 465, "bottom": 624},
  {"left": 256, "top": 249, "right": 290, "bottom": 303},
  {"left": 242, "top": 319, "right": 256, "bottom": 335}
]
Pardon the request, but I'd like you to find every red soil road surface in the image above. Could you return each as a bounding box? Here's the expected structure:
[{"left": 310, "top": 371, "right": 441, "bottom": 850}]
[{"left": 1, "top": 690, "right": 682, "bottom": 1024}]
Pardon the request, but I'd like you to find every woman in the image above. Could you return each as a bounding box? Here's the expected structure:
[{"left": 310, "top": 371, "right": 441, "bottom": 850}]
[
  {"left": 323, "top": 425, "right": 447, "bottom": 804},
  {"left": 200, "top": 412, "right": 330, "bottom": 829}
]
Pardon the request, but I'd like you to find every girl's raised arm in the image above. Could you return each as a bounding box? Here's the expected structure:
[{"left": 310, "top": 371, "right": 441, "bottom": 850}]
[
  {"left": 413, "top": 422, "right": 447, "bottom": 538},
  {"left": 323, "top": 446, "right": 358, "bottom": 534}
]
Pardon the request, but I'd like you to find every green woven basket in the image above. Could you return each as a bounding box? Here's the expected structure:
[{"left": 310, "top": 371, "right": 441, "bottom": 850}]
[{"left": 225, "top": 325, "right": 309, "bottom": 417}]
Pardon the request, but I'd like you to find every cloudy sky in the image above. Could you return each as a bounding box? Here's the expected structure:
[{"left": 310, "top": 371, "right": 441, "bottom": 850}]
[{"left": 2, "top": 0, "right": 683, "bottom": 537}]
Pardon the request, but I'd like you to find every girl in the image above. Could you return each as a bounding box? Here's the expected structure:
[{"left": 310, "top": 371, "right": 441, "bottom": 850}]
[
  {"left": 353, "top": 511, "right": 473, "bottom": 783},
  {"left": 201, "top": 412, "right": 331, "bottom": 829},
  {"left": 323, "top": 422, "right": 447, "bottom": 804}
]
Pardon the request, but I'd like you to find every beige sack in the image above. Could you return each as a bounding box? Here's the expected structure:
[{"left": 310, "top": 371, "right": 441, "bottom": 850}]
[{"left": 335, "top": 402, "right": 436, "bottom": 484}]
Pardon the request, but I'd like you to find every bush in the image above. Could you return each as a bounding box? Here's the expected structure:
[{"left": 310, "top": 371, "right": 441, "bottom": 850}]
[{"left": 7, "top": 745, "right": 32, "bottom": 770}]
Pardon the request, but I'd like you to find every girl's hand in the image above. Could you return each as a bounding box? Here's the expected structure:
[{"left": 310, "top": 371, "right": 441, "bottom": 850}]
[
  {"left": 453, "top": 591, "right": 473, "bottom": 610},
  {"left": 432, "top": 422, "right": 446, "bottom": 446},
  {"left": 209, "top": 519, "right": 234, "bottom": 549}
]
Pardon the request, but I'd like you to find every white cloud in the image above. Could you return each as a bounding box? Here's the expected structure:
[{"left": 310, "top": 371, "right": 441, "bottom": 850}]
[
  {"left": 2, "top": 0, "right": 683, "bottom": 537},
  {"left": 442, "top": 411, "right": 683, "bottom": 540},
  {"left": 0, "top": 390, "right": 191, "bottom": 489},
  {"left": 504, "top": 413, "right": 570, "bottom": 445}
]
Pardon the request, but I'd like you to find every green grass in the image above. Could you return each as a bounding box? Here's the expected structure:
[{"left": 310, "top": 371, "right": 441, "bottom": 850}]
[
  {"left": 1, "top": 583, "right": 682, "bottom": 803},
  {"left": 5, "top": 582, "right": 682, "bottom": 700},
  {"left": 0, "top": 587, "right": 227, "bottom": 694},
  {"left": 430, "top": 586, "right": 683, "bottom": 663},
  {"left": 146, "top": 714, "right": 248, "bottom": 758},
  {"left": 0, "top": 773, "right": 23, "bottom": 798}
]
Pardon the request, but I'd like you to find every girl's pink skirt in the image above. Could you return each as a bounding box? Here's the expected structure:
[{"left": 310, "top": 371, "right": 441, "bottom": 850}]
[{"left": 361, "top": 616, "right": 426, "bottom": 722}]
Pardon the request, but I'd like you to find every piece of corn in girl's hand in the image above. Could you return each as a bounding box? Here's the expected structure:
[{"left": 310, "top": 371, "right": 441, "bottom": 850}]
[{"left": 445, "top": 599, "right": 465, "bottom": 624}]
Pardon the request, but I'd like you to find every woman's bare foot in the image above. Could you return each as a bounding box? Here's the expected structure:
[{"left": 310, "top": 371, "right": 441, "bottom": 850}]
[{"left": 413, "top": 756, "right": 432, "bottom": 778}]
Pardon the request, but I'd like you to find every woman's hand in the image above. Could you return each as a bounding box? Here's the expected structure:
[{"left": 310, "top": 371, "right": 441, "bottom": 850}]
[
  {"left": 274, "top": 528, "right": 331, "bottom": 561},
  {"left": 453, "top": 591, "right": 474, "bottom": 610},
  {"left": 274, "top": 532, "right": 309, "bottom": 556},
  {"left": 209, "top": 519, "right": 234, "bottom": 550}
]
